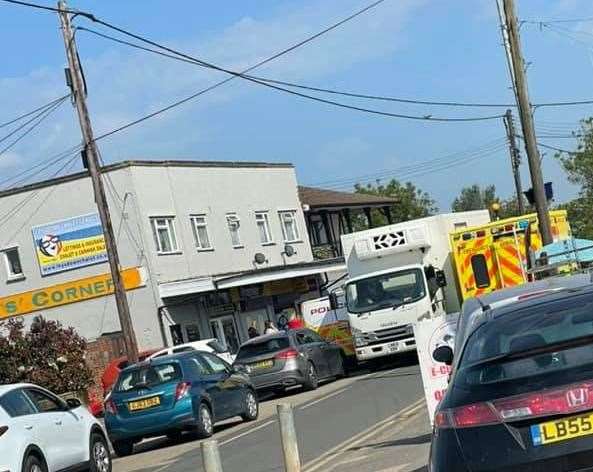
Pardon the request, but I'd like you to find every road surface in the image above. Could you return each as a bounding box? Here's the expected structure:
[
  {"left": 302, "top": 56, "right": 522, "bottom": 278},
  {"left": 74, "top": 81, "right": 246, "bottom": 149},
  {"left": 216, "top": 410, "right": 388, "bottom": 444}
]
[{"left": 113, "top": 354, "right": 427, "bottom": 472}]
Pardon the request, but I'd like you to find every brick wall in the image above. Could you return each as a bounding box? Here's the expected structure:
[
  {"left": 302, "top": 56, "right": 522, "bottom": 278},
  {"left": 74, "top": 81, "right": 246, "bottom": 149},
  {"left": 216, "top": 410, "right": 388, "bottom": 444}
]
[{"left": 86, "top": 333, "right": 126, "bottom": 406}]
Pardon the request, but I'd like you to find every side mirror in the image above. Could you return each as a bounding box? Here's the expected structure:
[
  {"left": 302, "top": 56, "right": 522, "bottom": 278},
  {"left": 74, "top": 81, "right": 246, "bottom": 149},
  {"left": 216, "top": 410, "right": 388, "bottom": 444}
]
[
  {"left": 435, "top": 270, "right": 447, "bottom": 288},
  {"left": 432, "top": 345, "right": 454, "bottom": 366},
  {"left": 328, "top": 292, "right": 339, "bottom": 310},
  {"left": 66, "top": 398, "right": 82, "bottom": 410}
]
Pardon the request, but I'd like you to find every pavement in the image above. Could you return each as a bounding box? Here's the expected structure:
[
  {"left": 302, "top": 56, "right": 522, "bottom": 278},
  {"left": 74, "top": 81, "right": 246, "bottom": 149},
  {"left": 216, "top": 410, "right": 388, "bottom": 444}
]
[{"left": 112, "top": 353, "right": 429, "bottom": 472}]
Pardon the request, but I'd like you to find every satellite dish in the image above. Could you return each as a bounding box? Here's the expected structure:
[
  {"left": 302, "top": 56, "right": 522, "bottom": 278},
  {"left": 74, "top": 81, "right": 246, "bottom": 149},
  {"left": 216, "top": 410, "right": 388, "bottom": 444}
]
[
  {"left": 254, "top": 253, "right": 267, "bottom": 264},
  {"left": 284, "top": 244, "right": 295, "bottom": 257}
]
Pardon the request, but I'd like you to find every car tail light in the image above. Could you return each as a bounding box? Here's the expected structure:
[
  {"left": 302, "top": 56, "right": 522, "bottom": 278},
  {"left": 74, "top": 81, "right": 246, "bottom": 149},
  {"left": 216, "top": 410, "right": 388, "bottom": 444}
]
[
  {"left": 275, "top": 348, "right": 299, "bottom": 360},
  {"left": 436, "top": 380, "right": 593, "bottom": 429},
  {"left": 105, "top": 399, "right": 117, "bottom": 415},
  {"left": 0, "top": 426, "right": 8, "bottom": 437},
  {"left": 175, "top": 382, "right": 191, "bottom": 401}
]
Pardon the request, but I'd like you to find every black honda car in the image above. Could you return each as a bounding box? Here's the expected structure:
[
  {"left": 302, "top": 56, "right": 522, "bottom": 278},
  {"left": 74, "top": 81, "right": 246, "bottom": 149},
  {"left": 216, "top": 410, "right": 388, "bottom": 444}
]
[{"left": 430, "top": 279, "right": 593, "bottom": 471}]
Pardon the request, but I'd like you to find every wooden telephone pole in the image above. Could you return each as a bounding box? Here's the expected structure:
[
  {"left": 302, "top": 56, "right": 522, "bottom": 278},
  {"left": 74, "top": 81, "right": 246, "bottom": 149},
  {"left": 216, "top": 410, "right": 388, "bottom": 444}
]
[
  {"left": 503, "top": 109, "right": 525, "bottom": 214},
  {"left": 502, "top": 0, "right": 553, "bottom": 245},
  {"left": 58, "top": 1, "right": 139, "bottom": 363}
]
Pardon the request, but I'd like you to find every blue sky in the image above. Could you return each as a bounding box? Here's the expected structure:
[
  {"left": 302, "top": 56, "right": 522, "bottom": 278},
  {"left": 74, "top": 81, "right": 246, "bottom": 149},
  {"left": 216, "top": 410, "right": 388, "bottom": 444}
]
[{"left": 2, "top": 0, "right": 593, "bottom": 209}]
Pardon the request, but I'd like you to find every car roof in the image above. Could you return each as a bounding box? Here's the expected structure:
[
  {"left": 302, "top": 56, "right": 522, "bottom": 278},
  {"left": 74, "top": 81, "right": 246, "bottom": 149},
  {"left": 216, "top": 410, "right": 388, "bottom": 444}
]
[
  {"left": 119, "top": 351, "right": 201, "bottom": 373},
  {"left": 0, "top": 383, "right": 44, "bottom": 396},
  {"left": 460, "top": 274, "right": 593, "bottom": 341},
  {"left": 239, "top": 331, "right": 291, "bottom": 347}
]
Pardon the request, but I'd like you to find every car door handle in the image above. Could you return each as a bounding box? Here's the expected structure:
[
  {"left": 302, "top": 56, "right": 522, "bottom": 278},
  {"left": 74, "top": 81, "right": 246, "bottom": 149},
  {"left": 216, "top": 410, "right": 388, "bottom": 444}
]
[
  {"left": 54, "top": 420, "right": 62, "bottom": 426},
  {"left": 25, "top": 425, "right": 33, "bottom": 430}
]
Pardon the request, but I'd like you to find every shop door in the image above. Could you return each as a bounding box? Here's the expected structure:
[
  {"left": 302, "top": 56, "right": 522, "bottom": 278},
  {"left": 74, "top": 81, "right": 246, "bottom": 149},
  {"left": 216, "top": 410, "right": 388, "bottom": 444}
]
[{"left": 210, "top": 316, "right": 241, "bottom": 354}]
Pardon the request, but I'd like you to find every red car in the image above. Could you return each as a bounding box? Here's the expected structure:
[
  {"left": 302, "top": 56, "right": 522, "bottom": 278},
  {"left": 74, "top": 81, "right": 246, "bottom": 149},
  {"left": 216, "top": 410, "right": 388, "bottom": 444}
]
[{"left": 89, "top": 349, "right": 159, "bottom": 416}]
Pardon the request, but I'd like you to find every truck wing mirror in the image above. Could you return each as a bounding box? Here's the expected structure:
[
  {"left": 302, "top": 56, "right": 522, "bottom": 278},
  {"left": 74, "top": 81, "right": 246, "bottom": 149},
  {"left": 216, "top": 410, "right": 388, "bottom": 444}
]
[
  {"left": 435, "top": 270, "right": 447, "bottom": 288},
  {"left": 432, "top": 345, "right": 454, "bottom": 366},
  {"left": 328, "top": 292, "right": 339, "bottom": 310}
]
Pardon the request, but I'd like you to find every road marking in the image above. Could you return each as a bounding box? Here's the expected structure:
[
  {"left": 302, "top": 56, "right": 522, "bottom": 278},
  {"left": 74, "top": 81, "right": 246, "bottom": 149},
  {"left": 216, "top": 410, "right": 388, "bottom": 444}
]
[
  {"left": 299, "top": 387, "right": 351, "bottom": 410},
  {"left": 377, "top": 464, "right": 410, "bottom": 472},
  {"left": 335, "top": 454, "right": 371, "bottom": 466},
  {"left": 219, "top": 419, "right": 275, "bottom": 446},
  {"left": 303, "top": 397, "right": 425, "bottom": 472}
]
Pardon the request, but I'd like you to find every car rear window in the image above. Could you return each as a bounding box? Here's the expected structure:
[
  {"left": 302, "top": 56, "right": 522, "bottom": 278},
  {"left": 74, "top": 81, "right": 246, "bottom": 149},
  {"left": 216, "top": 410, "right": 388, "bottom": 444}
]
[
  {"left": 116, "top": 362, "right": 182, "bottom": 392},
  {"left": 236, "top": 338, "right": 290, "bottom": 360},
  {"left": 457, "top": 297, "right": 593, "bottom": 389}
]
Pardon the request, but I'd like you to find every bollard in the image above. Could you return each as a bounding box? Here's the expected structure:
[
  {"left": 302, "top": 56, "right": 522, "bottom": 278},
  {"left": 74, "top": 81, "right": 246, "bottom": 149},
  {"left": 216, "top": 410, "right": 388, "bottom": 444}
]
[
  {"left": 201, "top": 439, "right": 223, "bottom": 472},
  {"left": 277, "top": 403, "right": 301, "bottom": 472}
]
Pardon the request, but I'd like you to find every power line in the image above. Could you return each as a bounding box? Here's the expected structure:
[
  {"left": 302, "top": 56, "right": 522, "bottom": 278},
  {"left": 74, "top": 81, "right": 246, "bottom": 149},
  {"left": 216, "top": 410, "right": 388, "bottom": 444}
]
[
  {"left": 524, "top": 17, "right": 593, "bottom": 25},
  {"left": 0, "top": 96, "right": 69, "bottom": 158},
  {"left": 79, "top": 14, "right": 505, "bottom": 126},
  {"left": 311, "top": 137, "right": 507, "bottom": 187},
  {"left": 0, "top": 0, "right": 84, "bottom": 15},
  {"left": 0, "top": 94, "right": 70, "bottom": 129}
]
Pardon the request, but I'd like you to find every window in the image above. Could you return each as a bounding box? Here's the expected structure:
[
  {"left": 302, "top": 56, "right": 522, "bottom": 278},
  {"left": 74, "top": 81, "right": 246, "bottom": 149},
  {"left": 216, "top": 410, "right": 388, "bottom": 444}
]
[
  {"left": 471, "top": 254, "right": 490, "bottom": 288},
  {"left": 190, "top": 215, "right": 213, "bottom": 250},
  {"left": 0, "top": 389, "right": 36, "bottom": 417},
  {"left": 296, "top": 330, "right": 323, "bottom": 345},
  {"left": 255, "top": 212, "right": 273, "bottom": 244},
  {"left": 186, "top": 357, "right": 210, "bottom": 378},
  {"left": 116, "top": 363, "right": 182, "bottom": 392},
  {"left": 279, "top": 211, "right": 300, "bottom": 242},
  {"left": 236, "top": 338, "right": 290, "bottom": 360},
  {"left": 226, "top": 213, "right": 242, "bottom": 247},
  {"left": 2, "top": 247, "right": 23, "bottom": 280},
  {"left": 151, "top": 217, "right": 179, "bottom": 254},
  {"left": 198, "top": 352, "right": 230, "bottom": 374},
  {"left": 25, "top": 389, "right": 64, "bottom": 413}
]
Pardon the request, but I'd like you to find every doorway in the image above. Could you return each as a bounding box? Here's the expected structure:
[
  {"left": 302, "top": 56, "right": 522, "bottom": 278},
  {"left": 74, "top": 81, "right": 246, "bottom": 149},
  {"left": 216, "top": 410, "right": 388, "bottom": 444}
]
[
  {"left": 244, "top": 309, "right": 270, "bottom": 338},
  {"left": 210, "top": 315, "right": 241, "bottom": 354}
]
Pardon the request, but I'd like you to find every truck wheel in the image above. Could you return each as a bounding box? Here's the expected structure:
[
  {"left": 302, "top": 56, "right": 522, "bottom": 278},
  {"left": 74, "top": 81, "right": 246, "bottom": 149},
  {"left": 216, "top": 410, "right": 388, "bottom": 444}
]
[{"left": 303, "top": 362, "right": 319, "bottom": 391}]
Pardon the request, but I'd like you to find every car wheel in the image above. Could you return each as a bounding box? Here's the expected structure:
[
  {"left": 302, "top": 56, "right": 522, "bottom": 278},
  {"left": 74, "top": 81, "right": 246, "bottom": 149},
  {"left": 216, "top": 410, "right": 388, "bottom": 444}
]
[
  {"left": 241, "top": 390, "right": 259, "bottom": 422},
  {"left": 112, "top": 440, "right": 134, "bottom": 457},
  {"left": 90, "top": 433, "right": 112, "bottom": 472},
  {"left": 196, "top": 402, "right": 214, "bottom": 438},
  {"left": 303, "top": 362, "right": 319, "bottom": 391},
  {"left": 22, "top": 454, "right": 47, "bottom": 472}
]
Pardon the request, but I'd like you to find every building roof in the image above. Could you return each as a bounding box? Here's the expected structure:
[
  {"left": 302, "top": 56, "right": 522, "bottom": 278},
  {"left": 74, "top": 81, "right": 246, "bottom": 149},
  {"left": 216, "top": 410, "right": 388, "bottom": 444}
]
[
  {"left": 298, "top": 186, "right": 397, "bottom": 210},
  {"left": 0, "top": 159, "right": 293, "bottom": 199}
]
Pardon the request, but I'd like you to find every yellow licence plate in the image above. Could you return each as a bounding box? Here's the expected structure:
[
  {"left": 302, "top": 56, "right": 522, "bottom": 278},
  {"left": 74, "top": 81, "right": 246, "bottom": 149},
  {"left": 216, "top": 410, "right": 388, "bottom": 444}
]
[
  {"left": 531, "top": 412, "right": 593, "bottom": 446},
  {"left": 128, "top": 396, "right": 161, "bottom": 412},
  {"left": 251, "top": 360, "right": 274, "bottom": 370}
]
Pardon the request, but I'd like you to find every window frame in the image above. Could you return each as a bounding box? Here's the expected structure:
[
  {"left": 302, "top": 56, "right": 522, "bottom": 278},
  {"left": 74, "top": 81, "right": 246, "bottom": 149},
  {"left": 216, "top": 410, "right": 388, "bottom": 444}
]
[
  {"left": 255, "top": 211, "right": 274, "bottom": 245},
  {"left": 150, "top": 216, "right": 180, "bottom": 255},
  {"left": 226, "top": 213, "right": 243, "bottom": 248},
  {"left": 278, "top": 210, "right": 301, "bottom": 243},
  {"left": 190, "top": 214, "right": 214, "bottom": 251},
  {"left": 24, "top": 388, "right": 66, "bottom": 413},
  {"left": 2, "top": 246, "right": 24, "bottom": 281},
  {"left": 0, "top": 388, "right": 37, "bottom": 417}
]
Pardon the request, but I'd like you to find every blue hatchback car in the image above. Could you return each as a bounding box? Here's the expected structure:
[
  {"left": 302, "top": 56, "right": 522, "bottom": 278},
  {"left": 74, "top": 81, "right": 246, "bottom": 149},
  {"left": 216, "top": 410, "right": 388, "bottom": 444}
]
[{"left": 104, "top": 351, "right": 258, "bottom": 456}]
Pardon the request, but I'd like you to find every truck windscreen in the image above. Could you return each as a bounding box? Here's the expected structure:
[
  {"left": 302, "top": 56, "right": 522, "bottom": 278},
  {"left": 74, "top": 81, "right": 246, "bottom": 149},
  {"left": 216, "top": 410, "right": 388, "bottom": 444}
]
[{"left": 345, "top": 268, "right": 426, "bottom": 314}]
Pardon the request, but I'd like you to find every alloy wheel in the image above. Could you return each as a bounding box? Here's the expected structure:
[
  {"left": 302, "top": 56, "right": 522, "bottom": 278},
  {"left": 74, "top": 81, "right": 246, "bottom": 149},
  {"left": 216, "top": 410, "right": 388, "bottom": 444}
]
[
  {"left": 93, "top": 440, "right": 111, "bottom": 472},
  {"left": 201, "top": 405, "right": 213, "bottom": 435},
  {"left": 246, "top": 392, "right": 258, "bottom": 417}
]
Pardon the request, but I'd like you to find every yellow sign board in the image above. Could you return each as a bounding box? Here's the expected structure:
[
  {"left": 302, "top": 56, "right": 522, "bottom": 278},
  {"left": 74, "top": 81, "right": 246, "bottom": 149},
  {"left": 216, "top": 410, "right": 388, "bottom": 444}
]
[
  {"left": 263, "top": 278, "right": 310, "bottom": 296},
  {"left": 0, "top": 267, "right": 145, "bottom": 320}
]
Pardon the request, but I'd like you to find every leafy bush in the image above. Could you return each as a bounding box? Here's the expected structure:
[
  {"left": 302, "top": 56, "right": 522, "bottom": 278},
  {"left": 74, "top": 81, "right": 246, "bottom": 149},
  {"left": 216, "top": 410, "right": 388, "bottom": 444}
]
[{"left": 0, "top": 316, "right": 93, "bottom": 394}]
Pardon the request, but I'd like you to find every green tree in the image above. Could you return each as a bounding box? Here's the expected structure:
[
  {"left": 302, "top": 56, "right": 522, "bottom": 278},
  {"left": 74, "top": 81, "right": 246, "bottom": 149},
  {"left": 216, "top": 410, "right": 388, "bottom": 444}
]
[
  {"left": 555, "top": 117, "right": 593, "bottom": 239},
  {"left": 354, "top": 179, "right": 437, "bottom": 228},
  {"left": 451, "top": 184, "right": 498, "bottom": 212}
]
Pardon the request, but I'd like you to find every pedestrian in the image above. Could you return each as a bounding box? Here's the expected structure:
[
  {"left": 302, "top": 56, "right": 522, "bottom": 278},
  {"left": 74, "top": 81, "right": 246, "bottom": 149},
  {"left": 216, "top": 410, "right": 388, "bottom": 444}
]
[
  {"left": 248, "top": 325, "right": 259, "bottom": 339},
  {"left": 286, "top": 308, "right": 305, "bottom": 330},
  {"left": 264, "top": 320, "right": 279, "bottom": 334}
]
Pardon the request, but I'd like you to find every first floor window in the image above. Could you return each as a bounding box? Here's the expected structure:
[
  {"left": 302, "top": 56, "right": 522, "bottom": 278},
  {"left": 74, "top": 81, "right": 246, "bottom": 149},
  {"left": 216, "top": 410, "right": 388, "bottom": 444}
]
[
  {"left": 2, "top": 247, "right": 23, "bottom": 279},
  {"left": 191, "top": 215, "right": 213, "bottom": 250},
  {"left": 255, "top": 212, "right": 273, "bottom": 244},
  {"left": 151, "top": 217, "right": 179, "bottom": 254},
  {"left": 279, "top": 210, "right": 300, "bottom": 242},
  {"left": 226, "top": 213, "right": 242, "bottom": 247}
]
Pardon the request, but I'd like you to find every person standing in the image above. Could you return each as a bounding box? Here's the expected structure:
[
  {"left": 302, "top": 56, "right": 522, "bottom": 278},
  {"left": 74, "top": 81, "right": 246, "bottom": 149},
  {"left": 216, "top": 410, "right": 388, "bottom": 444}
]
[{"left": 264, "top": 321, "right": 279, "bottom": 334}]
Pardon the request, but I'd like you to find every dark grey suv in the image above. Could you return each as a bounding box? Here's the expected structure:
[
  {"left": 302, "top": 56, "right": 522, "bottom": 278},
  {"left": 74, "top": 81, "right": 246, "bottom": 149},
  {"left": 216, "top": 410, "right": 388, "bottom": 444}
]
[{"left": 233, "top": 329, "right": 345, "bottom": 392}]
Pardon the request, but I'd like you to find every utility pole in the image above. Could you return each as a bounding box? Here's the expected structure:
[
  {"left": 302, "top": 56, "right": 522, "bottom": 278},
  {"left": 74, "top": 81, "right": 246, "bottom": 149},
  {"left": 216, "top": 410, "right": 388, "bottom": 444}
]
[
  {"left": 503, "top": 109, "right": 525, "bottom": 214},
  {"left": 502, "top": 0, "right": 553, "bottom": 245},
  {"left": 58, "top": 1, "right": 139, "bottom": 363}
]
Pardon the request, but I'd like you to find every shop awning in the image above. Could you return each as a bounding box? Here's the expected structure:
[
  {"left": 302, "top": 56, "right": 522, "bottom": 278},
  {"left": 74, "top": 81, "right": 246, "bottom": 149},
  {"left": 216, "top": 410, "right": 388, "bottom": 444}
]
[{"left": 158, "top": 258, "right": 345, "bottom": 299}]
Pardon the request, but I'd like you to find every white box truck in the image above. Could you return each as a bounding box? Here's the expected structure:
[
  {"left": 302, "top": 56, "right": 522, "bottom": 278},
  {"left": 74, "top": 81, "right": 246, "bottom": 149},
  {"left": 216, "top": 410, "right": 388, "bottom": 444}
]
[{"left": 331, "top": 210, "right": 490, "bottom": 362}]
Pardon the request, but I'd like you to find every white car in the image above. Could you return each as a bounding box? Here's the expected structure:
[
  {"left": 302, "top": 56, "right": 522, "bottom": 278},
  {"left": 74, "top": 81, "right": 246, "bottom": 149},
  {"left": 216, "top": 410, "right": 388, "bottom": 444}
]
[
  {"left": 148, "top": 338, "right": 235, "bottom": 364},
  {"left": 0, "top": 383, "right": 111, "bottom": 472}
]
